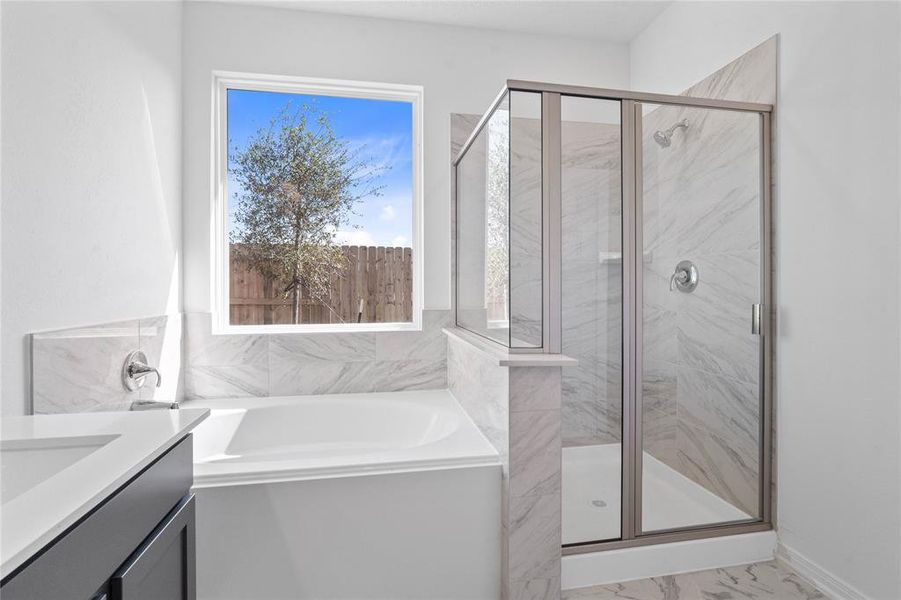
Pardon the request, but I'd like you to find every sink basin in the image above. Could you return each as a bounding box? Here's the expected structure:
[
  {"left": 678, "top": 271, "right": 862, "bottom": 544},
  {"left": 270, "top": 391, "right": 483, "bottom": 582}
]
[{"left": 0, "top": 435, "right": 119, "bottom": 504}]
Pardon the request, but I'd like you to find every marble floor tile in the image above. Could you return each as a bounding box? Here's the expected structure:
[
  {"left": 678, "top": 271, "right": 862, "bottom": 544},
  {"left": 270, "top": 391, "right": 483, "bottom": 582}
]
[
  {"left": 564, "top": 574, "right": 697, "bottom": 600},
  {"left": 510, "top": 577, "right": 562, "bottom": 600},
  {"left": 562, "top": 561, "right": 825, "bottom": 600},
  {"left": 690, "top": 561, "right": 825, "bottom": 600}
]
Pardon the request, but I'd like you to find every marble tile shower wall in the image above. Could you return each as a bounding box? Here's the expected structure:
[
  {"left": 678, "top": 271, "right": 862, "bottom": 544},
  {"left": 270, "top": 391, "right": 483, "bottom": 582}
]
[
  {"left": 641, "top": 102, "right": 762, "bottom": 515},
  {"left": 183, "top": 310, "right": 451, "bottom": 399},
  {"left": 560, "top": 119, "right": 623, "bottom": 446},
  {"left": 32, "top": 314, "right": 183, "bottom": 413},
  {"left": 640, "top": 38, "right": 776, "bottom": 516},
  {"left": 509, "top": 113, "right": 544, "bottom": 348}
]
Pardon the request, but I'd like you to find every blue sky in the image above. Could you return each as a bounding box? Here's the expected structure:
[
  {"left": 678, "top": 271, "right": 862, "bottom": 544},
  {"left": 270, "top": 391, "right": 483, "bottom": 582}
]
[{"left": 227, "top": 89, "right": 413, "bottom": 247}]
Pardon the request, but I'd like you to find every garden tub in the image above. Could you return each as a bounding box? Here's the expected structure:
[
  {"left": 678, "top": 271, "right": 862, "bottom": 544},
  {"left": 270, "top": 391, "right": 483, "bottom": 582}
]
[{"left": 189, "top": 390, "right": 502, "bottom": 599}]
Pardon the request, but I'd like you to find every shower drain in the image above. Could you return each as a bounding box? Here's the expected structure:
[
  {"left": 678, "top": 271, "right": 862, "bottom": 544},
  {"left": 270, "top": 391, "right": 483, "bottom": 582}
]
[{"left": 591, "top": 499, "right": 607, "bottom": 508}]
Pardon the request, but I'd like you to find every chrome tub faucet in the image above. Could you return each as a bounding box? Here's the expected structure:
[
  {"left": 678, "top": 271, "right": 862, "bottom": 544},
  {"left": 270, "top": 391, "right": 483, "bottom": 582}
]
[{"left": 122, "top": 350, "right": 178, "bottom": 410}]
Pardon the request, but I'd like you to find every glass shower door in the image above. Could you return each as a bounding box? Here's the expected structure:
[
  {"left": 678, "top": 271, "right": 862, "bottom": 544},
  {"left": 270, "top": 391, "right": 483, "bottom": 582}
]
[{"left": 638, "top": 102, "right": 765, "bottom": 533}]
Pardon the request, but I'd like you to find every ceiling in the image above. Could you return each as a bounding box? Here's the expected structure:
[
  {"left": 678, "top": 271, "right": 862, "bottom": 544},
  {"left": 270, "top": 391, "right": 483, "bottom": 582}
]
[{"left": 222, "top": 1, "right": 672, "bottom": 43}]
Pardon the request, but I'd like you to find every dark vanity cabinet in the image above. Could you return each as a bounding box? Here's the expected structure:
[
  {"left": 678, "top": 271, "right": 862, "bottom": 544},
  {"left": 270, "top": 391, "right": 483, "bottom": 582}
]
[
  {"left": 1, "top": 436, "right": 196, "bottom": 600},
  {"left": 109, "top": 494, "right": 195, "bottom": 600}
]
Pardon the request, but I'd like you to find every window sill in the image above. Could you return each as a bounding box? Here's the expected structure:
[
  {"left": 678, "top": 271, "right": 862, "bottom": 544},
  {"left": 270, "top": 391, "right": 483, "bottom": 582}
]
[{"left": 211, "top": 321, "right": 422, "bottom": 336}]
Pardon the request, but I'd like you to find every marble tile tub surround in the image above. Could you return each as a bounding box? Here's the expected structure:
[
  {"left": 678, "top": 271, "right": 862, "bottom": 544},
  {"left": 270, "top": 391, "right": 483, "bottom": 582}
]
[
  {"left": 31, "top": 314, "right": 183, "bottom": 414},
  {"left": 31, "top": 309, "right": 450, "bottom": 411},
  {"left": 183, "top": 309, "right": 451, "bottom": 399},
  {"left": 563, "top": 560, "right": 824, "bottom": 600},
  {"left": 447, "top": 330, "right": 566, "bottom": 600}
]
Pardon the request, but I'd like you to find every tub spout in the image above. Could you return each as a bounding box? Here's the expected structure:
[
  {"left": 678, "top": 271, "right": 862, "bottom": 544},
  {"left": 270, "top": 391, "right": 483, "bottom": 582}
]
[{"left": 130, "top": 399, "right": 179, "bottom": 411}]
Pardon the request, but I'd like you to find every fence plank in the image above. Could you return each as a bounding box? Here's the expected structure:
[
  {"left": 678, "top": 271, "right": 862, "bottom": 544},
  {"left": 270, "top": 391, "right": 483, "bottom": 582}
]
[
  {"left": 228, "top": 244, "right": 411, "bottom": 326},
  {"left": 229, "top": 246, "right": 413, "bottom": 325},
  {"left": 403, "top": 247, "right": 413, "bottom": 322}
]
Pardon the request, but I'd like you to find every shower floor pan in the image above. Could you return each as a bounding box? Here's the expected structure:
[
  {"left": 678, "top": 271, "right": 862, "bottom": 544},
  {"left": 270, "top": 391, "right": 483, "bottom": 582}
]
[{"left": 563, "top": 444, "right": 750, "bottom": 545}]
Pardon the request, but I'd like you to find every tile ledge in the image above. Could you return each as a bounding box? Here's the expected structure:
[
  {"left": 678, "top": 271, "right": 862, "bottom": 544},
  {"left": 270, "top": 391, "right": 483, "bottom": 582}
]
[{"left": 442, "top": 327, "right": 578, "bottom": 367}]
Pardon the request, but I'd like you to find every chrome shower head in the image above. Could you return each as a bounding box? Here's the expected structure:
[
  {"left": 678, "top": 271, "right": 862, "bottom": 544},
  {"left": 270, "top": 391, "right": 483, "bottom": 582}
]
[
  {"left": 653, "top": 129, "right": 672, "bottom": 147},
  {"left": 653, "top": 119, "right": 689, "bottom": 148}
]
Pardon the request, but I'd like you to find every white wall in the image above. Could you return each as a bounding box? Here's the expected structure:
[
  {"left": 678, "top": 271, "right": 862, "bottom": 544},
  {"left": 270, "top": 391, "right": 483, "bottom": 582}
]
[
  {"left": 632, "top": 3, "right": 901, "bottom": 599},
  {"left": 1, "top": 1, "right": 183, "bottom": 415},
  {"left": 181, "top": 2, "right": 630, "bottom": 314}
]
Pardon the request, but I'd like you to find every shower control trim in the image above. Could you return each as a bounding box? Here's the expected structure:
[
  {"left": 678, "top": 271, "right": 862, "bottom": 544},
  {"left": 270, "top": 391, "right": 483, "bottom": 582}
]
[
  {"left": 122, "top": 350, "right": 162, "bottom": 391},
  {"left": 669, "top": 260, "right": 699, "bottom": 293}
]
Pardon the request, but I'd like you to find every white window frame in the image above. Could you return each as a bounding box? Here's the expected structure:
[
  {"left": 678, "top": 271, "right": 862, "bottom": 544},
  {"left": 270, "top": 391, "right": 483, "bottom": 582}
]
[{"left": 211, "top": 71, "right": 424, "bottom": 334}]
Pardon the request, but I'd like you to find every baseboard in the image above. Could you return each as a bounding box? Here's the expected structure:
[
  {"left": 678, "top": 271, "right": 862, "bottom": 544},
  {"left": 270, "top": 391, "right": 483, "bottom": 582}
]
[{"left": 776, "top": 543, "right": 870, "bottom": 600}]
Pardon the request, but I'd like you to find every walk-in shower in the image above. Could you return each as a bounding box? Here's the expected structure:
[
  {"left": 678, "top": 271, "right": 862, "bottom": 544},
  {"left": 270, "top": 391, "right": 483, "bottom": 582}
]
[{"left": 453, "top": 81, "right": 772, "bottom": 551}]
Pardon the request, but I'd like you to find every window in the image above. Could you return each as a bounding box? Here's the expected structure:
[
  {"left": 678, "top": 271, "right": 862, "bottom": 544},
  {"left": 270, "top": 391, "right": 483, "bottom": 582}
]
[{"left": 212, "top": 73, "right": 423, "bottom": 333}]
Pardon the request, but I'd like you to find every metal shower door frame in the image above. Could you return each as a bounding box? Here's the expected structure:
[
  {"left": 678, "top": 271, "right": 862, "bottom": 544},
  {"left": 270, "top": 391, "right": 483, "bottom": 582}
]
[
  {"left": 616, "top": 99, "right": 773, "bottom": 550},
  {"left": 452, "top": 80, "right": 774, "bottom": 552}
]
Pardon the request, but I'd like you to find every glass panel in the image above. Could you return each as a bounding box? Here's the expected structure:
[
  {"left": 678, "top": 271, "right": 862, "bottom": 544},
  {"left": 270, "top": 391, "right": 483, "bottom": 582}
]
[
  {"left": 639, "top": 102, "right": 763, "bottom": 533},
  {"left": 508, "top": 91, "right": 543, "bottom": 349},
  {"left": 456, "top": 94, "right": 509, "bottom": 345},
  {"left": 560, "top": 96, "right": 623, "bottom": 544}
]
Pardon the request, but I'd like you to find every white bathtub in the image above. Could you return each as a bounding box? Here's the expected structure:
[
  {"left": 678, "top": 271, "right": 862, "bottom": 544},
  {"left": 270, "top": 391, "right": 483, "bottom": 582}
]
[{"left": 188, "top": 390, "right": 502, "bottom": 600}]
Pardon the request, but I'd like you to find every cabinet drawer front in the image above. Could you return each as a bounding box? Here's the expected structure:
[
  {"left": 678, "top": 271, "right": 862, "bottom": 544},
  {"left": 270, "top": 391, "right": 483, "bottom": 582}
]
[
  {"left": 1, "top": 436, "right": 193, "bottom": 600},
  {"left": 111, "top": 495, "right": 195, "bottom": 600}
]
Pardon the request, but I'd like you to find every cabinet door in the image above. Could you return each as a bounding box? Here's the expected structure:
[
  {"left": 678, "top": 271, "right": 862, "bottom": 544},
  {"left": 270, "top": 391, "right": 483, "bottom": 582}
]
[{"left": 111, "top": 495, "right": 195, "bottom": 600}]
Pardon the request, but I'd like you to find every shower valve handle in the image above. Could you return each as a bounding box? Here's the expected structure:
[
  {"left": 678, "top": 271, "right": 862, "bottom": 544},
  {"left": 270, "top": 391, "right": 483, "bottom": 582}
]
[
  {"left": 669, "top": 261, "right": 699, "bottom": 293},
  {"left": 669, "top": 270, "right": 689, "bottom": 291}
]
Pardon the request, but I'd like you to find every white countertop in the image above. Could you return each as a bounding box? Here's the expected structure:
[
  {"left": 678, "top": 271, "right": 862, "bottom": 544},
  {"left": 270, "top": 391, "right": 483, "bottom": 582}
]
[{"left": 0, "top": 408, "right": 209, "bottom": 579}]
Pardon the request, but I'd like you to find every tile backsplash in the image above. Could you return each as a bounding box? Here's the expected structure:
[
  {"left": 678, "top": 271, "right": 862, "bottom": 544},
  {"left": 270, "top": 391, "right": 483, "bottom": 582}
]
[
  {"left": 183, "top": 309, "right": 451, "bottom": 399},
  {"left": 30, "top": 310, "right": 451, "bottom": 413},
  {"left": 31, "top": 314, "right": 183, "bottom": 414}
]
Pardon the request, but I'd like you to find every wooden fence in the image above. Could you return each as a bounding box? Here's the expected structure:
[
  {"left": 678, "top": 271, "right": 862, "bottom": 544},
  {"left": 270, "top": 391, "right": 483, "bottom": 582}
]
[{"left": 229, "top": 245, "right": 413, "bottom": 325}]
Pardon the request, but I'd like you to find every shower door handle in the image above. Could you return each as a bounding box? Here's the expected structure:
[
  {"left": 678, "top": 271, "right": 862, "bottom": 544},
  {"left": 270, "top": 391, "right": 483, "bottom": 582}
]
[{"left": 751, "top": 303, "right": 762, "bottom": 335}]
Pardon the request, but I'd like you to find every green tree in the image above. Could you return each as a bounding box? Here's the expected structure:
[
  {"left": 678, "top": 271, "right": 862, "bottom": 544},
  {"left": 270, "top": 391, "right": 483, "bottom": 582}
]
[{"left": 230, "top": 105, "right": 385, "bottom": 324}]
